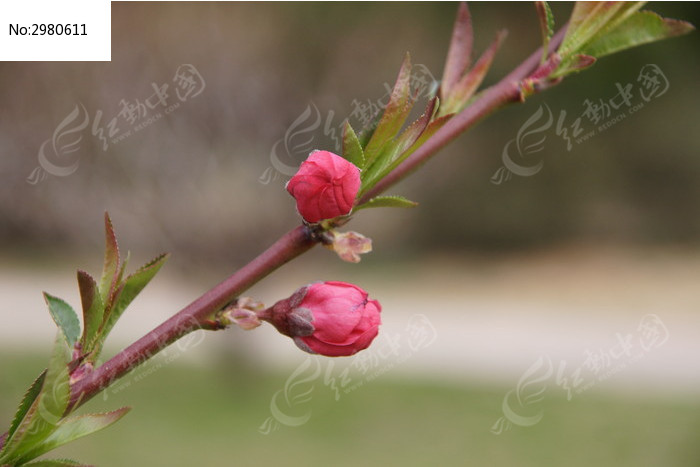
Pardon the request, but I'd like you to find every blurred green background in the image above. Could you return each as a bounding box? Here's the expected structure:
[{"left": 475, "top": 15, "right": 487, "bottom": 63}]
[{"left": 1, "top": 2, "right": 699, "bottom": 466}]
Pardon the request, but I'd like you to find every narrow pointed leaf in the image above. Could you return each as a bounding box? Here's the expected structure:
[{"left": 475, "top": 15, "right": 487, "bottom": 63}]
[
  {"left": 363, "top": 53, "right": 414, "bottom": 168},
  {"left": 394, "top": 97, "right": 438, "bottom": 155},
  {"left": 373, "top": 112, "right": 453, "bottom": 186},
  {"left": 356, "top": 195, "right": 418, "bottom": 211},
  {"left": 37, "top": 333, "right": 71, "bottom": 424},
  {"left": 357, "top": 124, "right": 376, "bottom": 149},
  {"left": 116, "top": 251, "right": 131, "bottom": 286},
  {"left": 582, "top": 11, "right": 695, "bottom": 58},
  {"left": 44, "top": 293, "right": 80, "bottom": 348},
  {"left": 559, "top": 2, "right": 644, "bottom": 57},
  {"left": 536, "top": 1, "right": 555, "bottom": 62},
  {"left": 359, "top": 144, "right": 400, "bottom": 194},
  {"left": 77, "top": 271, "right": 104, "bottom": 351},
  {"left": 17, "top": 408, "right": 130, "bottom": 464},
  {"left": 591, "top": 2, "right": 648, "bottom": 41},
  {"left": 361, "top": 97, "right": 438, "bottom": 192},
  {"left": 441, "top": 2, "right": 473, "bottom": 100},
  {"left": 1, "top": 370, "right": 46, "bottom": 455},
  {"left": 99, "top": 253, "right": 169, "bottom": 341},
  {"left": 22, "top": 459, "right": 85, "bottom": 466},
  {"left": 440, "top": 30, "right": 507, "bottom": 116},
  {"left": 554, "top": 53, "right": 596, "bottom": 77},
  {"left": 536, "top": 2, "right": 555, "bottom": 42},
  {"left": 99, "top": 213, "right": 120, "bottom": 306},
  {"left": 559, "top": 2, "right": 620, "bottom": 56},
  {"left": 0, "top": 335, "right": 70, "bottom": 463},
  {"left": 342, "top": 121, "right": 365, "bottom": 169}
]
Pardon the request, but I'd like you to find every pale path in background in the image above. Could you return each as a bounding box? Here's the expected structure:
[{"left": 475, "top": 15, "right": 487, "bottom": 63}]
[{"left": 1, "top": 246, "right": 698, "bottom": 398}]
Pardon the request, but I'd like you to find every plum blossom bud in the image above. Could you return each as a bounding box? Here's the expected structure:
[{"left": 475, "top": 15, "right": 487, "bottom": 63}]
[
  {"left": 286, "top": 150, "right": 361, "bottom": 223},
  {"left": 260, "top": 281, "right": 381, "bottom": 357}
]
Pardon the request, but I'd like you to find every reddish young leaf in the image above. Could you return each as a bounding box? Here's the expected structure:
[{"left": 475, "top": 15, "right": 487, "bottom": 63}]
[
  {"left": 99, "top": 213, "right": 120, "bottom": 306},
  {"left": 440, "top": 30, "right": 507, "bottom": 116},
  {"left": 363, "top": 53, "right": 414, "bottom": 169},
  {"left": 440, "top": 2, "right": 473, "bottom": 101}
]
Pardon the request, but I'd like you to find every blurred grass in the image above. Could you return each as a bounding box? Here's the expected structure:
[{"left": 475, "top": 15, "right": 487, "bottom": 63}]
[{"left": 1, "top": 355, "right": 699, "bottom": 466}]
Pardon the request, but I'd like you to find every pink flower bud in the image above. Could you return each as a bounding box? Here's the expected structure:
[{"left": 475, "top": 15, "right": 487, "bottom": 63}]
[
  {"left": 262, "top": 281, "right": 381, "bottom": 357},
  {"left": 286, "top": 150, "right": 361, "bottom": 223}
]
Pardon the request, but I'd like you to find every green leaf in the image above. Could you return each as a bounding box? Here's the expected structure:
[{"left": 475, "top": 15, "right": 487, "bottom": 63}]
[
  {"left": 0, "top": 335, "right": 70, "bottom": 464},
  {"left": 537, "top": 1, "right": 555, "bottom": 41},
  {"left": 116, "top": 251, "right": 131, "bottom": 286},
  {"left": 22, "top": 459, "right": 86, "bottom": 466},
  {"left": 440, "top": 2, "right": 473, "bottom": 101},
  {"left": 359, "top": 144, "right": 401, "bottom": 195},
  {"left": 43, "top": 294, "right": 80, "bottom": 348},
  {"left": 551, "top": 53, "right": 596, "bottom": 78},
  {"left": 341, "top": 121, "right": 365, "bottom": 169},
  {"left": 582, "top": 11, "right": 695, "bottom": 58},
  {"left": 98, "top": 253, "right": 169, "bottom": 342},
  {"left": 0, "top": 370, "right": 46, "bottom": 456},
  {"left": 99, "top": 212, "right": 120, "bottom": 306},
  {"left": 36, "top": 334, "right": 71, "bottom": 426},
  {"left": 360, "top": 98, "right": 438, "bottom": 192},
  {"left": 383, "top": 112, "right": 453, "bottom": 177},
  {"left": 536, "top": 1, "right": 555, "bottom": 62},
  {"left": 559, "top": 2, "right": 641, "bottom": 58},
  {"left": 355, "top": 195, "right": 418, "bottom": 211},
  {"left": 17, "top": 408, "right": 130, "bottom": 464},
  {"left": 394, "top": 97, "right": 438, "bottom": 156},
  {"left": 77, "top": 270, "right": 104, "bottom": 352},
  {"left": 362, "top": 53, "right": 415, "bottom": 169},
  {"left": 440, "top": 30, "right": 506, "bottom": 116}
]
